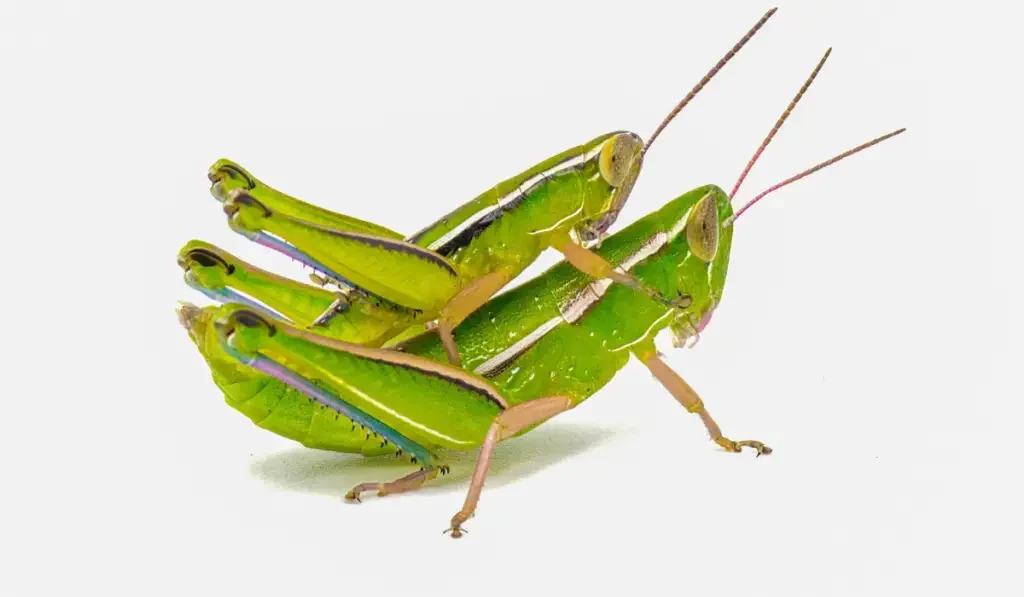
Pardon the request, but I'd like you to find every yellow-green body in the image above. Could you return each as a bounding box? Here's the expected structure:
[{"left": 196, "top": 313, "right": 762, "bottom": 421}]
[
  {"left": 182, "top": 307, "right": 398, "bottom": 455},
  {"left": 212, "top": 131, "right": 644, "bottom": 314},
  {"left": 209, "top": 159, "right": 404, "bottom": 240},
  {"left": 183, "top": 186, "right": 731, "bottom": 459},
  {"left": 179, "top": 240, "right": 428, "bottom": 347}
]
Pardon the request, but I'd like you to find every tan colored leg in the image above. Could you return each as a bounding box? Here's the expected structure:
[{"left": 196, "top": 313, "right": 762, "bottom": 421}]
[
  {"left": 638, "top": 350, "right": 771, "bottom": 456},
  {"left": 551, "top": 233, "right": 691, "bottom": 309},
  {"left": 445, "top": 396, "right": 574, "bottom": 538},
  {"left": 436, "top": 269, "right": 515, "bottom": 366},
  {"left": 345, "top": 465, "right": 447, "bottom": 503}
]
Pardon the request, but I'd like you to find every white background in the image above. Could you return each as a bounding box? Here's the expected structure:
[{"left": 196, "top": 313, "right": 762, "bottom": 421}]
[{"left": 3, "top": 1, "right": 1022, "bottom": 595}]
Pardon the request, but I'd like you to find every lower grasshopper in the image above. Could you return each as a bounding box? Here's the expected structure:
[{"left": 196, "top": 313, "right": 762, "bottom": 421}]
[
  {"left": 179, "top": 49, "right": 905, "bottom": 537},
  {"left": 202, "top": 9, "right": 779, "bottom": 366}
]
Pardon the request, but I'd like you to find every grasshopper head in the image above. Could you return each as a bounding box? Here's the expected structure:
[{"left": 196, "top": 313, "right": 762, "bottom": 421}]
[
  {"left": 577, "top": 131, "right": 645, "bottom": 243},
  {"left": 208, "top": 159, "right": 257, "bottom": 202},
  {"left": 661, "top": 185, "right": 734, "bottom": 347},
  {"left": 178, "top": 240, "right": 236, "bottom": 291}
]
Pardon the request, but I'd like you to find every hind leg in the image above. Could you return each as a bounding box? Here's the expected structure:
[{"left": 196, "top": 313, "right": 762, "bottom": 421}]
[
  {"left": 445, "top": 396, "right": 574, "bottom": 538},
  {"left": 345, "top": 464, "right": 450, "bottom": 502}
]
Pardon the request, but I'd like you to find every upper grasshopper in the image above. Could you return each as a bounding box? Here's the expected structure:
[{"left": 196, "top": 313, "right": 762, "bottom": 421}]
[
  {"left": 179, "top": 46, "right": 905, "bottom": 537},
  {"left": 203, "top": 9, "right": 779, "bottom": 366}
]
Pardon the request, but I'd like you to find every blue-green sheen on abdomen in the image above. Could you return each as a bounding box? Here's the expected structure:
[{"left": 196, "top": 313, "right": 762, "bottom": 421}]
[
  {"left": 263, "top": 334, "right": 502, "bottom": 450},
  {"left": 202, "top": 326, "right": 397, "bottom": 455},
  {"left": 224, "top": 376, "right": 399, "bottom": 455}
]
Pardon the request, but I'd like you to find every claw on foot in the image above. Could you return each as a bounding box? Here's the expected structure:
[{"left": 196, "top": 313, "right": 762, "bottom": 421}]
[
  {"left": 443, "top": 513, "right": 471, "bottom": 539},
  {"left": 345, "top": 482, "right": 382, "bottom": 503},
  {"left": 443, "top": 525, "right": 467, "bottom": 539},
  {"left": 651, "top": 292, "right": 692, "bottom": 310},
  {"left": 716, "top": 437, "right": 772, "bottom": 456},
  {"left": 670, "top": 295, "right": 693, "bottom": 309}
]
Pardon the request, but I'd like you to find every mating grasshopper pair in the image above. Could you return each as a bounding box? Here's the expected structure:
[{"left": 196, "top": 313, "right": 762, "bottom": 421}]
[
  {"left": 178, "top": 8, "right": 905, "bottom": 537},
  {"left": 196, "top": 9, "right": 785, "bottom": 365}
]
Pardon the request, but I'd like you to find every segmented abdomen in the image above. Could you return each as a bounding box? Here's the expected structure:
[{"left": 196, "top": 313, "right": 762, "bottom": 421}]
[{"left": 220, "top": 375, "right": 399, "bottom": 457}]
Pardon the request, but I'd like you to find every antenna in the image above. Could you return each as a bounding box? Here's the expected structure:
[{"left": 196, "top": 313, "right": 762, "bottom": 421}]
[
  {"left": 729, "top": 128, "right": 907, "bottom": 223},
  {"left": 644, "top": 7, "right": 778, "bottom": 154},
  {"left": 729, "top": 47, "right": 831, "bottom": 200}
]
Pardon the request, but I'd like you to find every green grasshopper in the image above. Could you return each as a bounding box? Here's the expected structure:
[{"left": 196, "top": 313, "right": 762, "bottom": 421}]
[
  {"left": 179, "top": 49, "right": 905, "bottom": 537},
  {"left": 204, "top": 9, "right": 779, "bottom": 366}
]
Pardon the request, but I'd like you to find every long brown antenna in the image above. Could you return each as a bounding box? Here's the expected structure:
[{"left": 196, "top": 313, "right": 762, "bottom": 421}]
[
  {"left": 644, "top": 7, "right": 778, "bottom": 154},
  {"left": 729, "top": 47, "right": 832, "bottom": 200},
  {"left": 730, "top": 128, "right": 907, "bottom": 222}
]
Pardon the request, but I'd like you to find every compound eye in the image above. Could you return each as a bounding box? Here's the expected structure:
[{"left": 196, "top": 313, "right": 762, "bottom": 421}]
[
  {"left": 686, "top": 192, "right": 719, "bottom": 262},
  {"left": 598, "top": 133, "right": 643, "bottom": 187}
]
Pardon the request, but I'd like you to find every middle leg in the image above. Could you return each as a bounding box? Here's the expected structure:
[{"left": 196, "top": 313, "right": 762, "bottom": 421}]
[{"left": 346, "top": 464, "right": 450, "bottom": 503}]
